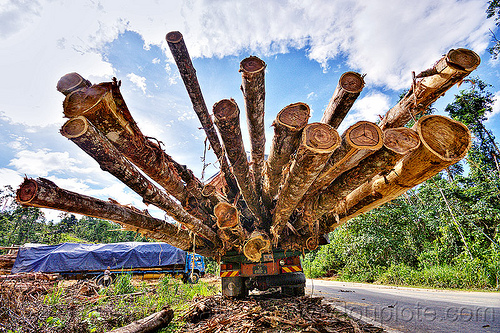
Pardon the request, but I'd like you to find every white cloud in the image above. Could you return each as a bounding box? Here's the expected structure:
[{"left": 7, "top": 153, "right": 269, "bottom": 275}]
[
  {"left": 9, "top": 149, "right": 95, "bottom": 177},
  {"left": 488, "top": 90, "right": 500, "bottom": 122},
  {"left": 0, "top": 168, "right": 23, "bottom": 189},
  {"left": 338, "top": 92, "right": 391, "bottom": 133},
  {"left": 127, "top": 73, "right": 147, "bottom": 94}
]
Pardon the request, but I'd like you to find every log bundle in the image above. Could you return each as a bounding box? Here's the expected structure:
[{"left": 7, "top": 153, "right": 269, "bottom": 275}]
[{"left": 16, "top": 30, "right": 478, "bottom": 261}]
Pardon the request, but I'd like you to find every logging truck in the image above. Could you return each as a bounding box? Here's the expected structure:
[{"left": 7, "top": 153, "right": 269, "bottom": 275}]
[{"left": 15, "top": 31, "right": 478, "bottom": 297}]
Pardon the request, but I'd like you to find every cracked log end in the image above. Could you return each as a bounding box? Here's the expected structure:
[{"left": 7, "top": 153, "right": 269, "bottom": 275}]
[
  {"left": 446, "top": 48, "right": 480, "bottom": 71},
  {"left": 340, "top": 71, "right": 365, "bottom": 93},
  {"left": 213, "top": 99, "right": 239, "bottom": 120},
  {"left": 303, "top": 122, "right": 340, "bottom": 153},
  {"left": 346, "top": 121, "right": 383, "bottom": 150},
  {"left": 62, "top": 85, "right": 109, "bottom": 118},
  {"left": 277, "top": 102, "right": 310, "bottom": 131},
  {"left": 243, "top": 230, "right": 271, "bottom": 262},
  {"left": 16, "top": 179, "right": 38, "bottom": 204},
  {"left": 214, "top": 202, "right": 239, "bottom": 229},
  {"left": 383, "top": 127, "right": 420, "bottom": 155},
  {"left": 57, "top": 73, "right": 91, "bottom": 96},
  {"left": 61, "top": 116, "right": 89, "bottom": 139},
  {"left": 416, "top": 115, "right": 471, "bottom": 162},
  {"left": 166, "top": 31, "right": 183, "bottom": 43},
  {"left": 240, "top": 56, "right": 266, "bottom": 74}
]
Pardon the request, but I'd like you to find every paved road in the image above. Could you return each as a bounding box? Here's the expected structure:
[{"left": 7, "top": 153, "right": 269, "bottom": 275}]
[{"left": 306, "top": 279, "right": 500, "bottom": 333}]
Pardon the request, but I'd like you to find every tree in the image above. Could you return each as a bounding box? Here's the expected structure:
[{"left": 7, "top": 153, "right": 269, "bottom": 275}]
[{"left": 487, "top": 1, "right": 500, "bottom": 59}]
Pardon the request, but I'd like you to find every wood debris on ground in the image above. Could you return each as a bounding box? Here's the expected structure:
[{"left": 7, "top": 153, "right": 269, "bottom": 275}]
[{"left": 181, "top": 294, "right": 383, "bottom": 333}]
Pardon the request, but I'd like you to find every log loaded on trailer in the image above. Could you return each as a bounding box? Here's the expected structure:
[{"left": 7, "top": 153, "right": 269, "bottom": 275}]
[
  {"left": 10, "top": 242, "right": 205, "bottom": 284},
  {"left": 16, "top": 30, "right": 477, "bottom": 297}
]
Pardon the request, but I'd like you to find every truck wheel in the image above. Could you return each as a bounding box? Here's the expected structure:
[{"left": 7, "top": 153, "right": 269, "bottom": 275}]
[
  {"left": 294, "top": 284, "right": 305, "bottom": 296},
  {"left": 188, "top": 272, "right": 200, "bottom": 284},
  {"left": 96, "top": 274, "right": 113, "bottom": 287}
]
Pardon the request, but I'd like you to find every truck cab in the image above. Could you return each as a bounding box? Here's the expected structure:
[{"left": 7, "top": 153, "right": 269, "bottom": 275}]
[
  {"left": 220, "top": 249, "right": 306, "bottom": 297},
  {"left": 184, "top": 253, "right": 205, "bottom": 284}
]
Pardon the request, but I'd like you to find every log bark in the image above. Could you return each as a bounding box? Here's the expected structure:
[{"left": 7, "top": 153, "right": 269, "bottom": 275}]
[
  {"left": 61, "top": 80, "right": 216, "bottom": 221},
  {"left": 56, "top": 72, "right": 91, "bottom": 96},
  {"left": 337, "top": 115, "right": 471, "bottom": 224},
  {"left": 306, "top": 121, "right": 383, "bottom": 195},
  {"left": 243, "top": 230, "right": 271, "bottom": 262},
  {"left": 61, "top": 116, "right": 219, "bottom": 245},
  {"left": 320, "top": 72, "right": 365, "bottom": 129},
  {"left": 270, "top": 123, "right": 340, "bottom": 244},
  {"left": 166, "top": 31, "right": 238, "bottom": 198},
  {"left": 107, "top": 306, "right": 174, "bottom": 333},
  {"left": 262, "top": 102, "right": 310, "bottom": 208},
  {"left": 240, "top": 56, "right": 266, "bottom": 199},
  {"left": 213, "top": 99, "right": 262, "bottom": 223},
  {"left": 302, "top": 127, "right": 420, "bottom": 228},
  {"left": 379, "top": 48, "right": 480, "bottom": 130},
  {"left": 16, "top": 178, "right": 213, "bottom": 256}
]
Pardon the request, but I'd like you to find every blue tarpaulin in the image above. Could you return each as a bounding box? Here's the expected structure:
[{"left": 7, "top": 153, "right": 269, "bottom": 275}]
[{"left": 11, "top": 242, "right": 186, "bottom": 274}]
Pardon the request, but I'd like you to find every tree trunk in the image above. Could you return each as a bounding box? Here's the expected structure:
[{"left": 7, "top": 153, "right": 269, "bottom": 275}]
[
  {"left": 61, "top": 79, "right": 217, "bottom": 221},
  {"left": 16, "top": 178, "right": 214, "bottom": 256},
  {"left": 337, "top": 115, "right": 471, "bottom": 224},
  {"left": 270, "top": 123, "right": 340, "bottom": 244},
  {"left": 61, "top": 116, "right": 219, "bottom": 245},
  {"left": 379, "top": 48, "right": 480, "bottom": 130},
  {"left": 301, "top": 127, "right": 420, "bottom": 228},
  {"left": 56, "top": 72, "right": 91, "bottom": 96},
  {"left": 213, "top": 99, "right": 263, "bottom": 224},
  {"left": 306, "top": 121, "right": 383, "bottom": 195},
  {"left": 240, "top": 56, "right": 266, "bottom": 199},
  {"left": 214, "top": 202, "right": 247, "bottom": 252},
  {"left": 243, "top": 230, "right": 271, "bottom": 262},
  {"left": 106, "top": 307, "right": 174, "bottom": 333},
  {"left": 320, "top": 72, "right": 365, "bottom": 129},
  {"left": 166, "top": 31, "right": 239, "bottom": 198},
  {"left": 262, "top": 102, "right": 310, "bottom": 209}
]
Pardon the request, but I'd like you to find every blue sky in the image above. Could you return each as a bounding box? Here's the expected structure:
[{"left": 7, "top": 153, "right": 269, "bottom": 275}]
[{"left": 1, "top": 0, "right": 499, "bottom": 221}]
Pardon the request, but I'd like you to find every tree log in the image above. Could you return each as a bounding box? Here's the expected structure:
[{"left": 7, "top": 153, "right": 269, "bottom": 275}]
[
  {"left": 213, "top": 99, "right": 262, "bottom": 223},
  {"left": 320, "top": 72, "right": 365, "bottom": 129},
  {"left": 214, "top": 202, "right": 246, "bottom": 252},
  {"left": 166, "top": 31, "right": 239, "bottom": 198},
  {"left": 301, "top": 127, "right": 420, "bottom": 229},
  {"left": 270, "top": 123, "right": 340, "bottom": 244},
  {"left": 56, "top": 72, "right": 91, "bottom": 96},
  {"left": 15, "top": 178, "right": 213, "bottom": 256},
  {"left": 107, "top": 306, "right": 174, "bottom": 333},
  {"left": 61, "top": 79, "right": 216, "bottom": 221},
  {"left": 379, "top": 48, "right": 480, "bottom": 130},
  {"left": 337, "top": 115, "right": 471, "bottom": 223},
  {"left": 262, "top": 102, "right": 310, "bottom": 209},
  {"left": 243, "top": 230, "right": 271, "bottom": 262},
  {"left": 240, "top": 56, "right": 266, "bottom": 199},
  {"left": 61, "top": 116, "right": 219, "bottom": 245},
  {"left": 306, "top": 121, "right": 383, "bottom": 195}
]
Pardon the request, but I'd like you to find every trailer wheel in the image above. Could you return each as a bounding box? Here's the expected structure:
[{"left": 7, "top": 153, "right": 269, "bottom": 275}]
[{"left": 188, "top": 272, "right": 200, "bottom": 284}]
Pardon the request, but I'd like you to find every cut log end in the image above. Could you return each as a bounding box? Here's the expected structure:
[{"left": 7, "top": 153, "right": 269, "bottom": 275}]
[
  {"left": 61, "top": 116, "right": 88, "bottom": 139},
  {"left": 383, "top": 128, "right": 420, "bottom": 155},
  {"left": 62, "top": 85, "right": 109, "bottom": 118},
  {"left": 277, "top": 103, "right": 310, "bottom": 130},
  {"left": 202, "top": 184, "right": 216, "bottom": 197},
  {"left": 303, "top": 123, "right": 340, "bottom": 152},
  {"left": 213, "top": 99, "right": 238, "bottom": 120},
  {"left": 417, "top": 115, "right": 471, "bottom": 162},
  {"left": 240, "top": 56, "right": 266, "bottom": 74},
  {"left": 16, "top": 179, "right": 38, "bottom": 203},
  {"left": 56, "top": 73, "right": 91, "bottom": 95},
  {"left": 306, "top": 237, "right": 319, "bottom": 251},
  {"left": 243, "top": 230, "right": 271, "bottom": 262},
  {"left": 447, "top": 48, "right": 480, "bottom": 71},
  {"left": 346, "top": 121, "right": 383, "bottom": 149},
  {"left": 166, "top": 31, "right": 183, "bottom": 43},
  {"left": 340, "top": 72, "right": 365, "bottom": 93},
  {"left": 214, "top": 202, "right": 239, "bottom": 229}
]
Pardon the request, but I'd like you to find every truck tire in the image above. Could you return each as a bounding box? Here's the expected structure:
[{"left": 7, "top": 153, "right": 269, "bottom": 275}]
[
  {"left": 222, "top": 276, "right": 248, "bottom": 298},
  {"left": 188, "top": 272, "right": 200, "bottom": 284},
  {"left": 96, "top": 274, "right": 113, "bottom": 287}
]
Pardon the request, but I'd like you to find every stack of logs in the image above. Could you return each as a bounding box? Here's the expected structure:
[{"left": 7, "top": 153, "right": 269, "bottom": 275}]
[
  {"left": 0, "top": 253, "right": 17, "bottom": 275},
  {"left": 16, "top": 31, "right": 479, "bottom": 261}
]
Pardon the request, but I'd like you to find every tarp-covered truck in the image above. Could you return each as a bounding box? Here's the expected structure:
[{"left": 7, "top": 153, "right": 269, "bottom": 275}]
[{"left": 11, "top": 242, "right": 205, "bottom": 284}]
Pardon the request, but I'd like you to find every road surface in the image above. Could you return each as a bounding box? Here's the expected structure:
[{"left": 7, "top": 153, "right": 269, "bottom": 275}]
[{"left": 306, "top": 279, "right": 499, "bottom": 333}]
